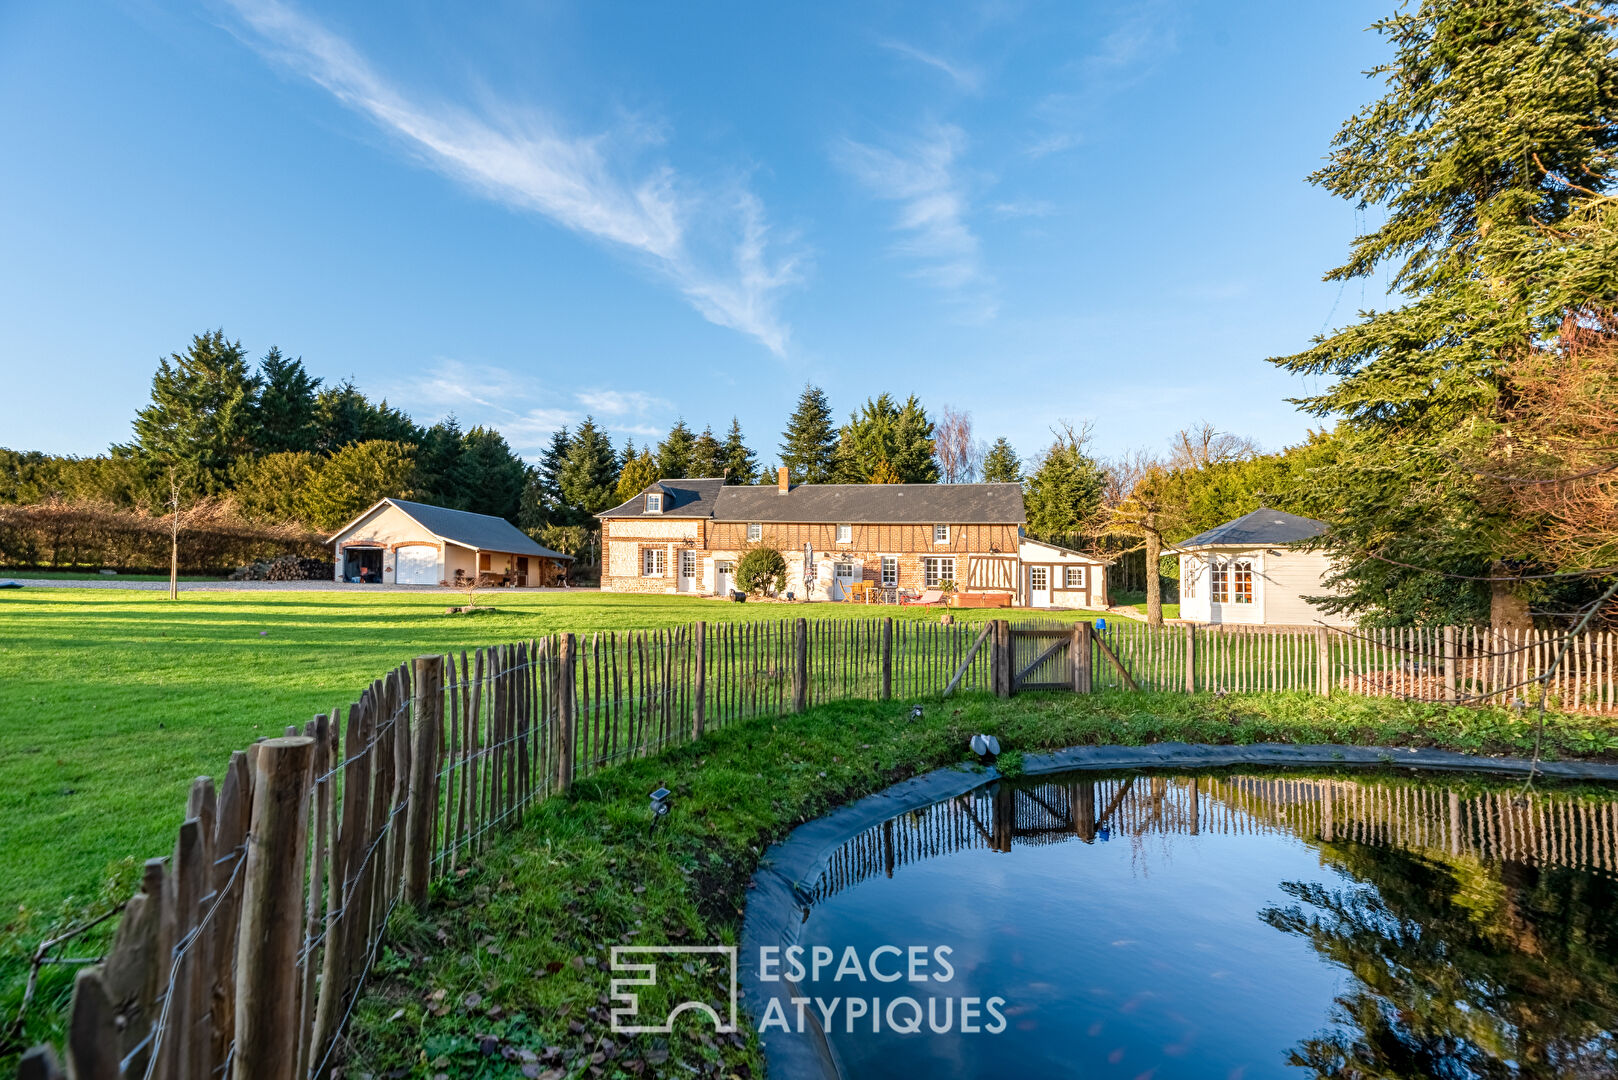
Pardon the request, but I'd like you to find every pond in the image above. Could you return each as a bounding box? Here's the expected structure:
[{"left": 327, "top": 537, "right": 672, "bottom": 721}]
[{"left": 792, "top": 769, "right": 1618, "bottom": 1079}]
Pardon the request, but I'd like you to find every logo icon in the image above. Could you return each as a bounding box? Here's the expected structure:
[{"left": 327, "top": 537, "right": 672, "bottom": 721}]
[{"left": 609, "top": 945, "right": 739, "bottom": 1034}]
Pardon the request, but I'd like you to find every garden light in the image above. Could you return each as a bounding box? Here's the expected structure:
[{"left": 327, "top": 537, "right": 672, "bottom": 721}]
[
  {"left": 649, "top": 787, "right": 672, "bottom": 833},
  {"left": 910, "top": 703, "right": 924, "bottom": 722}
]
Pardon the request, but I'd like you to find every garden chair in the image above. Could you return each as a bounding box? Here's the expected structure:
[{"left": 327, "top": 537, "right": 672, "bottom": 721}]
[{"left": 901, "top": 589, "right": 945, "bottom": 606}]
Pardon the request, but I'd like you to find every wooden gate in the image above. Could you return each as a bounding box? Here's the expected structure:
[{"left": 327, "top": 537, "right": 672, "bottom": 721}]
[{"left": 943, "top": 619, "right": 1141, "bottom": 698}]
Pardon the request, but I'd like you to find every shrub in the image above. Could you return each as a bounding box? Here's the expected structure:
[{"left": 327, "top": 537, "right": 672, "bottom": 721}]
[{"left": 735, "top": 546, "right": 787, "bottom": 596}]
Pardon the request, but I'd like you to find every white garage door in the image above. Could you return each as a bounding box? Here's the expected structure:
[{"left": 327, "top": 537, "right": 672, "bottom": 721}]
[{"left": 395, "top": 546, "right": 439, "bottom": 585}]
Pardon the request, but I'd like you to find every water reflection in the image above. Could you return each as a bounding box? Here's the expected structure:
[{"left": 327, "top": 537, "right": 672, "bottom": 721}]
[{"left": 800, "top": 770, "right": 1618, "bottom": 1079}]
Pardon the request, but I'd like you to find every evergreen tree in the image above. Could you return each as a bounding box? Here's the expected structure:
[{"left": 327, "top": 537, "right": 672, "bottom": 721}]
[
  {"left": 232, "top": 450, "right": 321, "bottom": 524},
  {"left": 981, "top": 437, "right": 1022, "bottom": 483},
  {"left": 558, "top": 416, "right": 619, "bottom": 519},
  {"left": 615, "top": 448, "right": 659, "bottom": 504},
  {"left": 312, "top": 380, "right": 423, "bottom": 454},
  {"left": 721, "top": 417, "right": 758, "bottom": 484},
  {"left": 1023, "top": 425, "right": 1107, "bottom": 542},
  {"left": 893, "top": 395, "right": 939, "bottom": 483},
  {"left": 528, "top": 427, "right": 573, "bottom": 526},
  {"left": 252, "top": 347, "right": 320, "bottom": 455},
  {"left": 300, "top": 440, "right": 416, "bottom": 531},
  {"left": 415, "top": 417, "right": 466, "bottom": 509},
  {"left": 656, "top": 419, "right": 697, "bottom": 479},
  {"left": 690, "top": 425, "right": 726, "bottom": 478},
  {"left": 779, "top": 383, "right": 837, "bottom": 484},
  {"left": 453, "top": 426, "right": 527, "bottom": 522},
  {"left": 131, "top": 329, "right": 260, "bottom": 494},
  {"left": 833, "top": 394, "right": 939, "bottom": 484},
  {"left": 1269, "top": 0, "right": 1618, "bottom": 626}
]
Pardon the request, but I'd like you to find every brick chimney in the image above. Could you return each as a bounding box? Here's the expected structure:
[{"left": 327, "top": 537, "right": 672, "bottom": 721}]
[{"left": 777, "top": 466, "right": 790, "bottom": 494}]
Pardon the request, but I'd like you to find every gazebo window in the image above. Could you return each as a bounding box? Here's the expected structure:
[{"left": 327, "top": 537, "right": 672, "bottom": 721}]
[
  {"left": 1209, "top": 560, "right": 1228, "bottom": 603},
  {"left": 1231, "top": 559, "right": 1254, "bottom": 604}
]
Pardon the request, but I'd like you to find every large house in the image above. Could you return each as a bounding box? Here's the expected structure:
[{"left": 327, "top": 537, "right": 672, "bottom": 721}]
[
  {"left": 329, "top": 498, "right": 573, "bottom": 587},
  {"left": 1175, "top": 507, "right": 1349, "bottom": 627},
  {"left": 597, "top": 469, "right": 1109, "bottom": 607}
]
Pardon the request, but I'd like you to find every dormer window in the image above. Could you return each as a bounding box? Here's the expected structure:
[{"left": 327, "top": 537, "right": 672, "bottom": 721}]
[
  {"left": 645, "top": 493, "right": 663, "bottom": 513},
  {"left": 836, "top": 524, "right": 852, "bottom": 544},
  {"left": 934, "top": 524, "right": 950, "bottom": 544}
]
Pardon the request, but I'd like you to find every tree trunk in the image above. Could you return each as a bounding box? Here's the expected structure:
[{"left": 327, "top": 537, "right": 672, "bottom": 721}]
[
  {"left": 1489, "top": 561, "right": 1531, "bottom": 630},
  {"left": 1145, "top": 511, "right": 1163, "bottom": 627}
]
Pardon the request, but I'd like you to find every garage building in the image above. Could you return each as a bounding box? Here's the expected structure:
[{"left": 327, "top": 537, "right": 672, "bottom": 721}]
[{"left": 330, "top": 498, "right": 573, "bottom": 587}]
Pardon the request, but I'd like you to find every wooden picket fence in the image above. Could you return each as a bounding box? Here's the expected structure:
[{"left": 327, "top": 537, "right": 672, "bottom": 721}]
[{"left": 17, "top": 614, "right": 1617, "bottom": 1078}]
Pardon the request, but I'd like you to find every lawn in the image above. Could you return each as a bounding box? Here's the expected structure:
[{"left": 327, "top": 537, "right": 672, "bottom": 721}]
[
  {"left": 1113, "top": 588, "right": 1181, "bottom": 621},
  {"left": 0, "top": 587, "right": 1067, "bottom": 918},
  {"left": 335, "top": 690, "right": 1618, "bottom": 1079}
]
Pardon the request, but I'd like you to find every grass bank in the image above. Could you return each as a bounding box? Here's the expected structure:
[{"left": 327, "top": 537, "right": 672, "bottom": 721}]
[
  {"left": 0, "top": 589, "right": 1058, "bottom": 916},
  {"left": 335, "top": 690, "right": 1618, "bottom": 1079}
]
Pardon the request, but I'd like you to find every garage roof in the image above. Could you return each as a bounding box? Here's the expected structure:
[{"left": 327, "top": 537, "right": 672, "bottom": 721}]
[{"left": 332, "top": 498, "right": 574, "bottom": 560}]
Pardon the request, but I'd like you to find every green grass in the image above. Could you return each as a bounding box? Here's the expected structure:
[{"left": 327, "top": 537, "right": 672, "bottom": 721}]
[
  {"left": 1113, "top": 589, "right": 1181, "bottom": 620},
  {"left": 0, "top": 588, "right": 1067, "bottom": 917},
  {"left": 334, "top": 689, "right": 1618, "bottom": 1079}
]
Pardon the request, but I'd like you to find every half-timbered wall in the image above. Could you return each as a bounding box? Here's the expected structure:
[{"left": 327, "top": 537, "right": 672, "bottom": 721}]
[{"left": 705, "top": 521, "right": 1018, "bottom": 555}]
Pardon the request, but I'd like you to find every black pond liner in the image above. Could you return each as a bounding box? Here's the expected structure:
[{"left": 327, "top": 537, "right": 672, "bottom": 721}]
[{"left": 737, "top": 742, "right": 1618, "bottom": 1080}]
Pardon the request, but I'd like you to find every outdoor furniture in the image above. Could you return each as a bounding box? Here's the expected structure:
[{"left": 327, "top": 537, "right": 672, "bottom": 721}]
[
  {"left": 900, "top": 589, "right": 945, "bottom": 606},
  {"left": 847, "top": 581, "right": 873, "bottom": 603}
]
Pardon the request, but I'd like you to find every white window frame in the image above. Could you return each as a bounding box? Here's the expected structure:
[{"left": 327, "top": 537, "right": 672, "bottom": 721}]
[
  {"left": 1029, "top": 566, "right": 1049, "bottom": 590},
  {"left": 642, "top": 547, "right": 666, "bottom": 577},
  {"left": 1065, "top": 565, "right": 1086, "bottom": 589},
  {"left": 1209, "top": 559, "right": 1229, "bottom": 604},
  {"left": 1183, "top": 559, "right": 1198, "bottom": 600},
  {"left": 746, "top": 522, "right": 762, "bottom": 542},
  {"left": 923, "top": 556, "right": 955, "bottom": 588},
  {"left": 836, "top": 523, "right": 852, "bottom": 544},
  {"left": 680, "top": 549, "right": 698, "bottom": 577},
  {"left": 880, "top": 556, "right": 899, "bottom": 588},
  {"left": 933, "top": 524, "right": 950, "bottom": 544},
  {"left": 645, "top": 493, "right": 662, "bottom": 513},
  {"left": 1231, "top": 558, "right": 1255, "bottom": 604}
]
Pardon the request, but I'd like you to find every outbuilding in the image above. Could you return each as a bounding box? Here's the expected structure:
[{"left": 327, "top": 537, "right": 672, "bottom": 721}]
[
  {"left": 329, "top": 498, "right": 573, "bottom": 587},
  {"left": 1175, "top": 508, "right": 1350, "bottom": 627},
  {"left": 1015, "top": 537, "right": 1111, "bottom": 609}
]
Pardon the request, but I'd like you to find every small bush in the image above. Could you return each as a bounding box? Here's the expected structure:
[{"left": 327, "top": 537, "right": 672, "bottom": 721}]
[{"left": 735, "top": 546, "right": 787, "bottom": 596}]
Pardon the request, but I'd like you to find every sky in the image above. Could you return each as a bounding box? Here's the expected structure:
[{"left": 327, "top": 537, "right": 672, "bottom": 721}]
[{"left": 0, "top": 0, "right": 1395, "bottom": 467}]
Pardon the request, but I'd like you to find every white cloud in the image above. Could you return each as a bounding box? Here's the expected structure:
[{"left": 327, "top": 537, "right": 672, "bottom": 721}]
[
  {"left": 989, "top": 199, "right": 1055, "bottom": 219},
  {"left": 879, "top": 40, "right": 982, "bottom": 92},
  {"left": 834, "top": 124, "right": 996, "bottom": 321},
  {"left": 575, "top": 389, "right": 670, "bottom": 417},
  {"left": 223, "top": 0, "right": 801, "bottom": 354},
  {"left": 1026, "top": 1, "right": 1177, "bottom": 158}
]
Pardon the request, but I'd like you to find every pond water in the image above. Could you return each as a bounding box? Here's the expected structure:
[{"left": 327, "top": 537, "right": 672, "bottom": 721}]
[{"left": 795, "top": 769, "right": 1618, "bottom": 1079}]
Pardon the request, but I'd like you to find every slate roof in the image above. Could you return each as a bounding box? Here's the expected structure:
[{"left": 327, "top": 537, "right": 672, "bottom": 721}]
[
  {"left": 1178, "top": 507, "right": 1327, "bottom": 549},
  {"left": 715, "top": 482, "right": 1025, "bottom": 524},
  {"left": 595, "top": 477, "right": 729, "bottom": 519},
  {"left": 334, "top": 498, "right": 573, "bottom": 560}
]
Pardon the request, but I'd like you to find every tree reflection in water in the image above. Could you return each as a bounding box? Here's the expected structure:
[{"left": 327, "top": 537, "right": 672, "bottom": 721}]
[{"left": 1262, "top": 844, "right": 1618, "bottom": 1078}]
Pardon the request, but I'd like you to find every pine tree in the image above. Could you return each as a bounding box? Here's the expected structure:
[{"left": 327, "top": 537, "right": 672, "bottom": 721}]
[
  {"left": 453, "top": 427, "right": 528, "bottom": 522},
  {"left": 415, "top": 417, "right": 466, "bottom": 509},
  {"left": 1269, "top": 0, "right": 1618, "bottom": 626},
  {"left": 558, "top": 416, "right": 619, "bottom": 518},
  {"left": 690, "top": 426, "right": 726, "bottom": 478},
  {"left": 721, "top": 417, "right": 758, "bottom": 484},
  {"left": 312, "top": 380, "right": 423, "bottom": 454},
  {"left": 657, "top": 419, "right": 697, "bottom": 479},
  {"left": 779, "top": 383, "right": 837, "bottom": 484},
  {"left": 1024, "top": 426, "right": 1107, "bottom": 542},
  {"left": 253, "top": 347, "right": 320, "bottom": 455},
  {"left": 520, "top": 427, "right": 573, "bottom": 530},
  {"left": 893, "top": 396, "right": 939, "bottom": 483},
  {"left": 981, "top": 437, "right": 1022, "bottom": 483},
  {"left": 131, "top": 329, "right": 260, "bottom": 494},
  {"left": 615, "top": 449, "right": 660, "bottom": 504},
  {"left": 833, "top": 394, "right": 939, "bottom": 483}
]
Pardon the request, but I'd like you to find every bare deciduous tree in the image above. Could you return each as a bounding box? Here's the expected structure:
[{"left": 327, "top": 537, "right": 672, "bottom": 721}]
[
  {"left": 1167, "top": 421, "right": 1260, "bottom": 471},
  {"left": 935, "top": 405, "right": 983, "bottom": 484}
]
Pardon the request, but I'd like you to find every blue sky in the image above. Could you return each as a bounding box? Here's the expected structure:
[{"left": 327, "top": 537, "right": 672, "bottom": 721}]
[{"left": 0, "top": 0, "right": 1393, "bottom": 466}]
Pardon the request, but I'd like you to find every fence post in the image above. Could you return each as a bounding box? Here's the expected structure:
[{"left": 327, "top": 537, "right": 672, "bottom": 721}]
[
  {"left": 1443, "top": 625, "right": 1457, "bottom": 703},
  {"left": 1185, "top": 624, "right": 1196, "bottom": 694},
  {"left": 881, "top": 617, "right": 893, "bottom": 701},
  {"left": 404, "top": 655, "right": 443, "bottom": 909},
  {"left": 995, "top": 620, "right": 1013, "bottom": 698},
  {"left": 233, "top": 735, "right": 315, "bottom": 1080},
  {"left": 793, "top": 618, "right": 809, "bottom": 713},
  {"left": 1073, "top": 621, "right": 1093, "bottom": 693},
  {"left": 557, "top": 634, "right": 576, "bottom": 793},
  {"left": 1316, "top": 627, "right": 1332, "bottom": 698},
  {"left": 693, "top": 622, "right": 707, "bottom": 740}
]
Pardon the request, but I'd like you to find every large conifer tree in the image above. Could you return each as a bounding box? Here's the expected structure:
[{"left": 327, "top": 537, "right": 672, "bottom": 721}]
[
  {"left": 779, "top": 383, "right": 837, "bottom": 484},
  {"left": 981, "top": 437, "right": 1022, "bottom": 484},
  {"left": 558, "top": 416, "right": 619, "bottom": 519},
  {"left": 721, "top": 417, "right": 758, "bottom": 484},
  {"left": 252, "top": 347, "right": 320, "bottom": 455},
  {"left": 131, "top": 329, "right": 259, "bottom": 494},
  {"left": 656, "top": 419, "right": 697, "bottom": 479}
]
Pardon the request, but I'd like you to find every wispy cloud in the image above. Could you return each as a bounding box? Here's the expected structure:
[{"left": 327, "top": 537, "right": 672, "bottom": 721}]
[
  {"left": 222, "top": 0, "right": 801, "bottom": 354},
  {"left": 1026, "top": 1, "right": 1178, "bottom": 158},
  {"left": 834, "top": 124, "right": 996, "bottom": 321},
  {"left": 391, "top": 360, "right": 671, "bottom": 457},
  {"left": 989, "top": 199, "right": 1055, "bottom": 219},
  {"left": 878, "top": 39, "right": 982, "bottom": 92}
]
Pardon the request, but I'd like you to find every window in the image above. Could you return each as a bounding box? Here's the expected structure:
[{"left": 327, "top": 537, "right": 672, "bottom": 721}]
[
  {"left": 642, "top": 548, "right": 666, "bottom": 577},
  {"left": 880, "top": 556, "right": 898, "bottom": 588},
  {"left": 1029, "top": 566, "right": 1049, "bottom": 590},
  {"left": 1065, "top": 565, "right": 1086, "bottom": 589},
  {"left": 1209, "top": 560, "right": 1228, "bottom": 603},
  {"left": 836, "top": 523, "right": 852, "bottom": 543},
  {"left": 680, "top": 550, "right": 697, "bottom": 577},
  {"left": 923, "top": 556, "right": 955, "bottom": 587},
  {"left": 645, "top": 493, "right": 662, "bottom": 512},
  {"left": 1231, "top": 558, "right": 1254, "bottom": 604},
  {"left": 747, "top": 522, "right": 762, "bottom": 542},
  {"left": 933, "top": 524, "right": 950, "bottom": 544},
  {"left": 1183, "top": 561, "right": 1197, "bottom": 599},
  {"left": 834, "top": 561, "right": 857, "bottom": 578}
]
